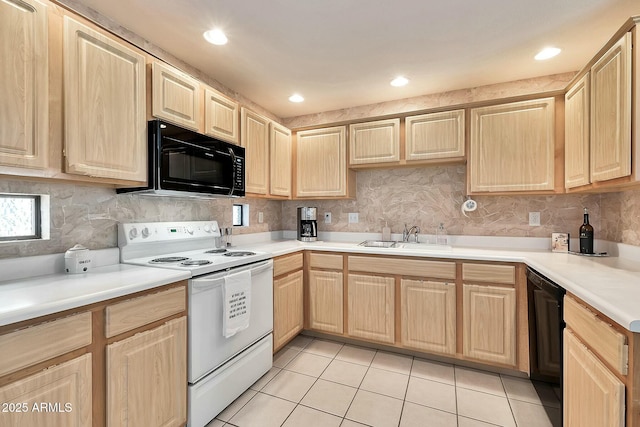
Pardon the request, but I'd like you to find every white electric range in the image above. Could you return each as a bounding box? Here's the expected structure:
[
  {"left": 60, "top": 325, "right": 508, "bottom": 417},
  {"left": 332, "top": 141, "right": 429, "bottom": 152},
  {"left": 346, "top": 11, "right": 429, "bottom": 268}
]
[{"left": 119, "top": 221, "right": 274, "bottom": 427}]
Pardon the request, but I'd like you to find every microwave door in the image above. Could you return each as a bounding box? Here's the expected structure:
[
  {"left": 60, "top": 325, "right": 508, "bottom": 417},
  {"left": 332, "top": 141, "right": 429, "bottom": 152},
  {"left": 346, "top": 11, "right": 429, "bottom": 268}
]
[{"left": 160, "top": 144, "right": 234, "bottom": 194}]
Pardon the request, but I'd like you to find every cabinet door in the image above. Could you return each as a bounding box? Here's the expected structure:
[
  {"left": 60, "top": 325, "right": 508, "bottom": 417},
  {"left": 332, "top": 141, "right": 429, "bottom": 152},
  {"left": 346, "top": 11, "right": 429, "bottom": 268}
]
[
  {"left": 469, "top": 98, "right": 555, "bottom": 192},
  {"left": 565, "top": 73, "right": 591, "bottom": 189},
  {"left": 270, "top": 122, "right": 292, "bottom": 197},
  {"left": 107, "top": 317, "right": 187, "bottom": 427},
  {"left": 349, "top": 118, "right": 400, "bottom": 165},
  {"left": 564, "top": 329, "right": 625, "bottom": 427},
  {"left": 0, "top": 0, "right": 48, "bottom": 170},
  {"left": 0, "top": 354, "right": 92, "bottom": 426},
  {"left": 401, "top": 279, "right": 456, "bottom": 355},
  {"left": 296, "top": 126, "right": 349, "bottom": 198},
  {"left": 241, "top": 108, "right": 270, "bottom": 195},
  {"left": 347, "top": 274, "right": 395, "bottom": 344},
  {"left": 63, "top": 17, "right": 146, "bottom": 181},
  {"left": 204, "top": 86, "right": 239, "bottom": 144},
  {"left": 309, "top": 270, "right": 344, "bottom": 334},
  {"left": 462, "top": 284, "right": 516, "bottom": 366},
  {"left": 273, "top": 270, "right": 304, "bottom": 350},
  {"left": 152, "top": 61, "right": 202, "bottom": 131},
  {"left": 590, "top": 32, "right": 632, "bottom": 183},
  {"left": 405, "top": 110, "right": 465, "bottom": 161}
]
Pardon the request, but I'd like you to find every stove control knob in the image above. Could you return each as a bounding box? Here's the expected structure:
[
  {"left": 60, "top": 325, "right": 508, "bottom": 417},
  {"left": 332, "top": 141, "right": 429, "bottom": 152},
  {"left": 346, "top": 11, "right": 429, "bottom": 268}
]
[
  {"left": 141, "top": 227, "right": 151, "bottom": 238},
  {"left": 204, "top": 224, "right": 212, "bottom": 233},
  {"left": 186, "top": 226, "right": 194, "bottom": 235},
  {"left": 128, "top": 227, "right": 139, "bottom": 240}
]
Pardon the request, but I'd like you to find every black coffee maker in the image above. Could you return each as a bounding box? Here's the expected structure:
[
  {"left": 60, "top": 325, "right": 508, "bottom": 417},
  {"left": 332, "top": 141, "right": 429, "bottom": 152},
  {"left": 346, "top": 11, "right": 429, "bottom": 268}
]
[{"left": 297, "top": 207, "right": 317, "bottom": 242}]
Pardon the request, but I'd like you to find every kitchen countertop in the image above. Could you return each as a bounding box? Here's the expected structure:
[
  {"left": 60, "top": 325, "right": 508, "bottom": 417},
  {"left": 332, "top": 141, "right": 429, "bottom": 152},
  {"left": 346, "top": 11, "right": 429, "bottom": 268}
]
[{"left": 238, "top": 239, "right": 640, "bottom": 333}]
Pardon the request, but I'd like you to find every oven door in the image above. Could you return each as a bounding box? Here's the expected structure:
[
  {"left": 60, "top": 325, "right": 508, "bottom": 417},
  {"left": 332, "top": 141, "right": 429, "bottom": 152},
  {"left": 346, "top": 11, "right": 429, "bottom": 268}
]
[{"left": 188, "top": 260, "right": 273, "bottom": 383}]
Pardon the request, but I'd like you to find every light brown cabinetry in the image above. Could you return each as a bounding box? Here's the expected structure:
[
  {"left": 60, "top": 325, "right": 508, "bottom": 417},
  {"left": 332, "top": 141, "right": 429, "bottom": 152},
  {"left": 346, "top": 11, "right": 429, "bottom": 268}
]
[
  {"left": 0, "top": 0, "right": 48, "bottom": 170},
  {"left": 349, "top": 118, "right": 400, "bottom": 166},
  {"left": 63, "top": 16, "right": 147, "bottom": 182},
  {"left": 204, "top": 86, "right": 239, "bottom": 143},
  {"left": 469, "top": 98, "right": 556, "bottom": 193},
  {"left": 295, "top": 126, "right": 355, "bottom": 198},
  {"left": 269, "top": 122, "right": 292, "bottom": 197},
  {"left": 241, "top": 108, "right": 270, "bottom": 195},
  {"left": 565, "top": 73, "right": 591, "bottom": 188},
  {"left": 347, "top": 273, "right": 395, "bottom": 344},
  {"left": 405, "top": 110, "right": 465, "bottom": 162},
  {"left": 273, "top": 253, "right": 304, "bottom": 351},
  {"left": 151, "top": 61, "right": 202, "bottom": 131},
  {"left": 307, "top": 253, "right": 344, "bottom": 334}
]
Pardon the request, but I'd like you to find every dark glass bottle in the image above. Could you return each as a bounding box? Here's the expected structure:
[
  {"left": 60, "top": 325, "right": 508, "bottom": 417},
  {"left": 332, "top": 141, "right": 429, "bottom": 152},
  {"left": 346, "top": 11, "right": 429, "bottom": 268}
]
[{"left": 579, "top": 207, "right": 594, "bottom": 254}]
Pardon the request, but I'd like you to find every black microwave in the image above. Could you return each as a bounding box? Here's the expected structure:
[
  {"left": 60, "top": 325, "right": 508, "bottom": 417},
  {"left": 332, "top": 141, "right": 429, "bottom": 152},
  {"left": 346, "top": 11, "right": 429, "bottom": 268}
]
[{"left": 118, "top": 120, "right": 245, "bottom": 198}]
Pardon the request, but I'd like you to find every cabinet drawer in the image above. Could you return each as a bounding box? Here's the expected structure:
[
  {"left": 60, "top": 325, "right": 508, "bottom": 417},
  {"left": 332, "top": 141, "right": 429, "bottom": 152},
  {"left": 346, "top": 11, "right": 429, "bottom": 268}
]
[
  {"left": 105, "top": 286, "right": 186, "bottom": 338},
  {"left": 274, "top": 252, "right": 303, "bottom": 277},
  {"left": 309, "top": 253, "right": 343, "bottom": 270},
  {"left": 462, "top": 263, "right": 515, "bottom": 284},
  {"left": 348, "top": 256, "right": 455, "bottom": 280},
  {"left": 0, "top": 312, "right": 92, "bottom": 377},
  {"left": 564, "top": 295, "right": 628, "bottom": 375}
]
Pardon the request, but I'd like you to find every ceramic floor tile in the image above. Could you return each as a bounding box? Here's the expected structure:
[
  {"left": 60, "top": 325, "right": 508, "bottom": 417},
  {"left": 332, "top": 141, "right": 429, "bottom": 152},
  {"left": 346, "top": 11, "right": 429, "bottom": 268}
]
[
  {"left": 335, "top": 344, "right": 376, "bottom": 366},
  {"left": 321, "top": 359, "right": 369, "bottom": 388},
  {"left": 205, "top": 419, "right": 226, "bottom": 427},
  {"left": 228, "top": 392, "right": 296, "bottom": 427},
  {"left": 249, "top": 366, "right": 281, "bottom": 391},
  {"left": 457, "top": 416, "right": 503, "bottom": 426},
  {"left": 340, "top": 419, "right": 371, "bottom": 427},
  {"left": 456, "top": 387, "right": 516, "bottom": 427},
  {"left": 284, "top": 351, "right": 333, "bottom": 377},
  {"left": 261, "top": 369, "right": 317, "bottom": 402},
  {"left": 273, "top": 347, "right": 300, "bottom": 368},
  {"left": 359, "top": 367, "right": 409, "bottom": 399},
  {"left": 455, "top": 366, "right": 506, "bottom": 397},
  {"left": 216, "top": 389, "right": 257, "bottom": 421},
  {"left": 405, "top": 376, "right": 457, "bottom": 414},
  {"left": 301, "top": 378, "right": 357, "bottom": 417},
  {"left": 410, "top": 358, "right": 455, "bottom": 385},
  {"left": 303, "top": 338, "right": 344, "bottom": 358},
  {"left": 345, "top": 390, "right": 404, "bottom": 427},
  {"left": 370, "top": 350, "right": 413, "bottom": 375},
  {"left": 501, "top": 376, "right": 561, "bottom": 408},
  {"left": 399, "top": 401, "right": 458, "bottom": 427},
  {"left": 281, "top": 405, "right": 343, "bottom": 427},
  {"left": 510, "top": 400, "right": 561, "bottom": 427},
  {"left": 286, "top": 334, "right": 314, "bottom": 351}
]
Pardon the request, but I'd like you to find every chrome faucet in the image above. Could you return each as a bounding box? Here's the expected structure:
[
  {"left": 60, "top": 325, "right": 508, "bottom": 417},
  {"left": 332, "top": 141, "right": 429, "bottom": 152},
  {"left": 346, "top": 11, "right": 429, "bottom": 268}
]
[{"left": 402, "top": 224, "right": 420, "bottom": 243}]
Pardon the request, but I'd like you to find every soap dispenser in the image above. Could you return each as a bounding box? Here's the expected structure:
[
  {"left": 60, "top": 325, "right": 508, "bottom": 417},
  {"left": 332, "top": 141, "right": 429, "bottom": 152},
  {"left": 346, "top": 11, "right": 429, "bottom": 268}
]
[
  {"left": 436, "top": 223, "right": 448, "bottom": 245},
  {"left": 382, "top": 221, "right": 391, "bottom": 241}
]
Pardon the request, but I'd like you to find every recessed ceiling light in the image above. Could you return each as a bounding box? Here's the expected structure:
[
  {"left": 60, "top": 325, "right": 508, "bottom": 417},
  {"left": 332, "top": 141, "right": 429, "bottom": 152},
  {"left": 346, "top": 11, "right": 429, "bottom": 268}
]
[
  {"left": 535, "top": 47, "right": 561, "bottom": 60},
  {"left": 289, "top": 94, "right": 304, "bottom": 103},
  {"left": 203, "top": 29, "right": 228, "bottom": 45},
  {"left": 390, "top": 76, "right": 409, "bottom": 87}
]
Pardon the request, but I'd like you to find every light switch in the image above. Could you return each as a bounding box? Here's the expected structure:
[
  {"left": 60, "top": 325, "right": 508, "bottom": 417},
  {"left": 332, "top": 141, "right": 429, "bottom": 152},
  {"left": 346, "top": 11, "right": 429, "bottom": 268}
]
[
  {"left": 324, "top": 212, "right": 331, "bottom": 224},
  {"left": 258, "top": 212, "right": 264, "bottom": 223}
]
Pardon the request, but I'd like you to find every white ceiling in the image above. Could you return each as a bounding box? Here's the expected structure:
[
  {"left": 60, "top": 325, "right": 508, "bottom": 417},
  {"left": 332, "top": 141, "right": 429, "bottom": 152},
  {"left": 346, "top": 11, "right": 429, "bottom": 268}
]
[{"left": 71, "top": 0, "right": 639, "bottom": 119}]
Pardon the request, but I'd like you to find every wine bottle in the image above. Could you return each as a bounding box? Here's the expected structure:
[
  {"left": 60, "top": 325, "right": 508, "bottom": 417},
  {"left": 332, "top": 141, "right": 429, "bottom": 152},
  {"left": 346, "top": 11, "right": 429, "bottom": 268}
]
[{"left": 579, "top": 207, "right": 594, "bottom": 254}]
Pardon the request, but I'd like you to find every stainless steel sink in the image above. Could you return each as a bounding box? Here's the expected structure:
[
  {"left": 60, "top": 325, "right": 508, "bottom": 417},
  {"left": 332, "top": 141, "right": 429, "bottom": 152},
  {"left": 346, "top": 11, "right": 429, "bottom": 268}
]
[
  {"left": 358, "top": 240, "right": 399, "bottom": 248},
  {"left": 396, "top": 242, "right": 453, "bottom": 251}
]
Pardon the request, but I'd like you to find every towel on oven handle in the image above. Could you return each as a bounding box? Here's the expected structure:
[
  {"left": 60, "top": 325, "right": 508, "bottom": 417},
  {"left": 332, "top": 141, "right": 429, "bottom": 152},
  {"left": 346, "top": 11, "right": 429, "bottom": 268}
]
[{"left": 223, "top": 269, "right": 252, "bottom": 338}]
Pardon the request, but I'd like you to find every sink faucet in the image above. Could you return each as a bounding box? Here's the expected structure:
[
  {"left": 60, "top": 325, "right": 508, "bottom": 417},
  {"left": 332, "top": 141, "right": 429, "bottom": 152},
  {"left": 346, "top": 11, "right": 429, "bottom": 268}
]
[{"left": 402, "top": 224, "right": 420, "bottom": 243}]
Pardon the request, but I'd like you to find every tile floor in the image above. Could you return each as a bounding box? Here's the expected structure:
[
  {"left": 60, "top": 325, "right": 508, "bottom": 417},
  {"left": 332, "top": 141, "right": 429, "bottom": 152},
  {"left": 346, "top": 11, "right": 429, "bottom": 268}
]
[{"left": 206, "top": 335, "right": 561, "bottom": 427}]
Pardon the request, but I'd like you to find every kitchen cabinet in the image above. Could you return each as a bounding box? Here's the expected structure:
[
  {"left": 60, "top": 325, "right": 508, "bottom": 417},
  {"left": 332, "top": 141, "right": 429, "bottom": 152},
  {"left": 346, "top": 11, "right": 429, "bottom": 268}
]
[
  {"left": 347, "top": 273, "right": 395, "bottom": 344},
  {"left": 204, "top": 86, "right": 239, "bottom": 144},
  {"left": 152, "top": 61, "right": 202, "bottom": 131},
  {"left": 241, "top": 108, "right": 270, "bottom": 195},
  {"left": 273, "top": 253, "right": 304, "bottom": 351},
  {"left": 565, "top": 73, "right": 591, "bottom": 188},
  {"left": 63, "top": 16, "right": 147, "bottom": 182},
  {"left": 401, "top": 279, "right": 456, "bottom": 355},
  {"left": 349, "top": 118, "right": 400, "bottom": 166},
  {"left": 269, "top": 122, "right": 292, "bottom": 197},
  {"left": 469, "top": 98, "right": 556, "bottom": 193},
  {"left": 0, "top": 0, "right": 48, "bottom": 170},
  {"left": 295, "top": 126, "right": 356, "bottom": 198},
  {"left": 307, "top": 253, "right": 344, "bottom": 334},
  {"left": 405, "top": 110, "right": 465, "bottom": 162}
]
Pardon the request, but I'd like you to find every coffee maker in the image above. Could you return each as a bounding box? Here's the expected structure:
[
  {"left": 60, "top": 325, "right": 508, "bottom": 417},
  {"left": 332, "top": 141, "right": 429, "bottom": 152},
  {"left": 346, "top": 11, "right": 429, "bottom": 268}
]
[{"left": 297, "top": 207, "right": 318, "bottom": 242}]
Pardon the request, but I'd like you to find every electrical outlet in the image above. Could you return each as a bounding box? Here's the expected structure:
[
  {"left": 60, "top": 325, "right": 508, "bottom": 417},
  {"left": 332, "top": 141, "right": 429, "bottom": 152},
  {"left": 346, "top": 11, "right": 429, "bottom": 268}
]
[
  {"left": 324, "top": 212, "right": 332, "bottom": 224},
  {"left": 258, "top": 212, "right": 264, "bottom": 223},
  {"left": 529, "top": 212, "right": 541, "bottom": 226},
  {"left": 348, "top": 212, "right": 359, "bottom": 223}
]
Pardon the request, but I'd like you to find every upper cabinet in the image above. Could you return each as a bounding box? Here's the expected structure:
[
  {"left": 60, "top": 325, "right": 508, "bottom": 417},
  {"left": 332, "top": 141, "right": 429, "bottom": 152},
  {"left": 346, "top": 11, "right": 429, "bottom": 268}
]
[
  {"left": 349, "top": 118, "right": 400, "bottom": 166},
  {"left": 0, "top": 0, "right": 48, "bottom": 170},
  {"left": 405, "top": 110, "right": 465, "bottom": 162},
  {"left": 270, "top": 122, "right": 292, "bottom": 197},
  {"left": 241, "top": 108, "right": 270, "bottom": 195},
  {"left": 204, "top": 86, "right": 239, "bottom": 144},
  {"left": 63, "top": 16, "right": 147, "bottom": 182},
  {"left": 469, "top": 98, "right": 556, "bottom": 194},
  {"left": 295, "top": 126, "right": 355, "bottom": 198},
  {"left": 151, "top": 61, "right": 202, "bottom": 132},
  {"left": 565, "top": 73, "right": 590, "bottom": 189}
]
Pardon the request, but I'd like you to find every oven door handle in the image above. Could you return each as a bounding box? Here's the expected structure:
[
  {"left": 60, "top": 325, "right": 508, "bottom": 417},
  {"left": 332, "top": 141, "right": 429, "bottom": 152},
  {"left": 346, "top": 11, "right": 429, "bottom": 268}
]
[{"left": 191, "top": 260, "right": 273, "bottom": 290}]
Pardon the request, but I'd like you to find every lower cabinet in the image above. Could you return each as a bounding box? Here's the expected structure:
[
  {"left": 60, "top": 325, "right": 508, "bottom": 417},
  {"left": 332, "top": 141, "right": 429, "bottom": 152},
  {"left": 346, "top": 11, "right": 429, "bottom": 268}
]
[
  {"left": 401, "top": 279, "right": 456, "bottom": 355},
  {"left": 564, "top": 329, "right": 625, "bottom": 427},
  {"left": 347, "top": 274, "right": 395, "bottom": 344},
  {"left": 273, "top": 270, "right": 304, "bottom": 351},
  {"left": 106, "top": 317, "right": 187, "bottom": 427},
  {"left": 308, "top": 270, "right": 344, "bottom": 334}
]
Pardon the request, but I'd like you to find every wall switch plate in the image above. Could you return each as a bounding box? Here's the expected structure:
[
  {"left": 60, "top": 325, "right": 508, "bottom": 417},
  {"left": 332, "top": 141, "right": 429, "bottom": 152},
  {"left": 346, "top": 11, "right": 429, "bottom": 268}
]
[
  {"left": 348, "top": 213, "right": 359, "bottom": 223},
  {"left": 324, "top": 212, "right": 331, "bottom": 224},
  {"left": 258, "top": 212, "right": 264, "bottom": 223},
  {"left": 529, "top": 212, "right": 541, "bottom": 226}
]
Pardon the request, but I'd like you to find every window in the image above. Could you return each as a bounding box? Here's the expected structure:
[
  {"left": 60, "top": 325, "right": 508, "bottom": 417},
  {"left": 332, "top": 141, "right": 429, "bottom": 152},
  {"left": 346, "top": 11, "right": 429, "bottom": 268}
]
[
  {"left": 0, "top": 194, "right": 50, "bottom": 242},
  {"left": 232, "top": 203, "right": 249, "bottom": 227}
]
